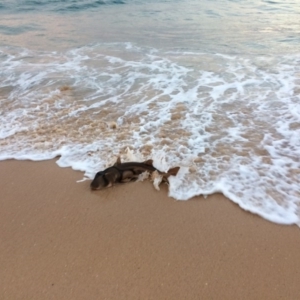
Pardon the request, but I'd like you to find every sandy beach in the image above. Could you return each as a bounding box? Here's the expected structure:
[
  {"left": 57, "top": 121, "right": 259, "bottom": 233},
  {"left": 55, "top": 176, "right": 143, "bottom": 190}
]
[{"left": 1, "top": 159, "right": 300, "bottom": 300}]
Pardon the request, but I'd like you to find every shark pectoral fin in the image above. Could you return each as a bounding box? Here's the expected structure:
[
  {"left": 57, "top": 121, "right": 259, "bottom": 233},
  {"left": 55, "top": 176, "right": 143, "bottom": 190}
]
[
  {"left": 104, "top": 170, "right": 120, "bottom": 186},
  {"left": 143, "top": 159, "right": 153, "bottom": 166},
  {"left": 113, "top": 156, "right": 122, "bottom": 166},
  {"left": 120, "top": 170, "right": 136, "bottom": 183},
  {"left": 121, "top": 176, "right": 139, "bottom": 183},
  {"left": 130, "top": 174, "right": 140, "bottom": 181}
]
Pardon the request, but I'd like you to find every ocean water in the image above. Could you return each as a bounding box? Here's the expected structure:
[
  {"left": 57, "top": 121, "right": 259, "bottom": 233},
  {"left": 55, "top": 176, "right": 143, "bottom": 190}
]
[{"left": 1, "top": 0, "right": 299, "bottom": 225}]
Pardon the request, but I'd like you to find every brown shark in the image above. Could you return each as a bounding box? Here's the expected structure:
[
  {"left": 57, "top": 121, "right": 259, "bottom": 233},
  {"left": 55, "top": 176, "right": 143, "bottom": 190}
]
[{"left": 90, "top": 157, "right": 179, "bottom": 190}]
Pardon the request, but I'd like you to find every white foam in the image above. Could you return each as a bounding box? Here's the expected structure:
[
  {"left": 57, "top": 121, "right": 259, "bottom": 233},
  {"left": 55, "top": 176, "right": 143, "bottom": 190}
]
[{"left": 1, "top": 44, "right": 299, "bottom": 226}]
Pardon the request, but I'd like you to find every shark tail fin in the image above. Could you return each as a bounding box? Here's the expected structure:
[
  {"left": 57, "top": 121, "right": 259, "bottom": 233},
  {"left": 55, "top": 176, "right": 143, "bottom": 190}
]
[{"left": 166, "top": 166, "right": 180, "bottom": 177}]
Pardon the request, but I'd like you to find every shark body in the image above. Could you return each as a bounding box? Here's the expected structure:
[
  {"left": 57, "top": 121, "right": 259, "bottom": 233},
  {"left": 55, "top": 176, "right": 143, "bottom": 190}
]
[{"left": 90, "top": 157, "right": 179, "bottom": 190}]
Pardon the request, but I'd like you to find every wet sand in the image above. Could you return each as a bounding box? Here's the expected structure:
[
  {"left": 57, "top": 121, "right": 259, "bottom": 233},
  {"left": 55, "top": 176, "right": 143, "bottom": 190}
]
[{"left": 1, "top": 159, "right": 300, "bottom": 300}]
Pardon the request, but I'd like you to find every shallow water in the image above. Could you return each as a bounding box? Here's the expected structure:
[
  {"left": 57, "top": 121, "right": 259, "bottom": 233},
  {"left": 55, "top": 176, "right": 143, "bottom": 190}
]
[{"left": 1, "top": 0, "right": 300, "bottom": 225}]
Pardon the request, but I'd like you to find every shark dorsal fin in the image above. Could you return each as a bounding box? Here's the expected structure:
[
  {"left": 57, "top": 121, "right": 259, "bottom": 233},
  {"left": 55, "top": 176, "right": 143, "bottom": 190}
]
[{"left": 113, "top": 156, "right": 122, "bottom": 166}]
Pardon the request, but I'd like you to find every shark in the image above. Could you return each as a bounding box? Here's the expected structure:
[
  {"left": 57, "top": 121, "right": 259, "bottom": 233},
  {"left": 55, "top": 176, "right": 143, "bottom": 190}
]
[{"left": 90, "top": 157, "right": 179, "bottom": 190}]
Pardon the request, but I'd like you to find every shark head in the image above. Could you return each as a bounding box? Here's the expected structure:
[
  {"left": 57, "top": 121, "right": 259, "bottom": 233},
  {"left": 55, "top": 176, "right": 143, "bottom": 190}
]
[{"left": 90, "top": 171, "right": 107, "bottom": 190}]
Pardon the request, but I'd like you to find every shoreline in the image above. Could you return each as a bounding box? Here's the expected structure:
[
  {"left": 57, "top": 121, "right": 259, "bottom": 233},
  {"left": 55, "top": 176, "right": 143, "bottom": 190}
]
[{"left": 1, "top": 159, "right": 300, "bottom": 300}]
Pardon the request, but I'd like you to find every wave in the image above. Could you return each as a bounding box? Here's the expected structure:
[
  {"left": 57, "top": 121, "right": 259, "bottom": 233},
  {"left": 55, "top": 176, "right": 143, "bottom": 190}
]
[{"left": 0, "top": 43, "right": 299, "bottom": 225}]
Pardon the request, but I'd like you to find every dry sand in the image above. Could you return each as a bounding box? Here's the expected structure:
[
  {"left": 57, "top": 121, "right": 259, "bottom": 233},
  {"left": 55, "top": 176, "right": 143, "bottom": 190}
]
[{"left": 1, "top": 159, "right": 300, "bottom": 300}]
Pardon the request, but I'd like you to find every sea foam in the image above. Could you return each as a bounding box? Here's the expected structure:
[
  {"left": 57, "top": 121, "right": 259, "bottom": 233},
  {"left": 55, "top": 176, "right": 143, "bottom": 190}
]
[{"left": 0, "top": 43, "right": 299, "bottom": 225}]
